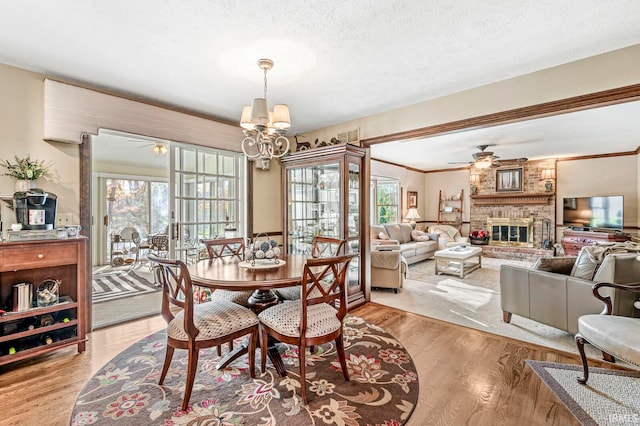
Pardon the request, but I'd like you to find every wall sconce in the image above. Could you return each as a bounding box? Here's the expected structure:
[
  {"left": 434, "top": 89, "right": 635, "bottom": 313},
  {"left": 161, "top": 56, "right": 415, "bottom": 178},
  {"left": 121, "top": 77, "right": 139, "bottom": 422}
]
[
  {"left": 404, "top": 208, "right": 421, "bottom": 229},
  {"left": 470, "top": 174, "right": 479, "bottom": 195},
  {"left": 541, "top": 169, "right": 555, "bottom": 191}
]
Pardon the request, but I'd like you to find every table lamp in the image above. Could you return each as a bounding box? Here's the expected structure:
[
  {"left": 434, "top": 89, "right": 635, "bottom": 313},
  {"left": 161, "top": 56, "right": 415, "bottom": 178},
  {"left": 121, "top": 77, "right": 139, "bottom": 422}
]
[{"left": 405, "top": 208, "right": 421, "bottom": 229}]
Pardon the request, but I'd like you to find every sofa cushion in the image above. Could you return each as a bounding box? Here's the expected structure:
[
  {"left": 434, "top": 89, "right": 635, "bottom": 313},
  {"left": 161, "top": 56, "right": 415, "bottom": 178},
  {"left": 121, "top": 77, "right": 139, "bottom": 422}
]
[
  {"left": 414, "top": 241, "right": 437, "bottom": 255},
  {"left": 378, "top": 232, "right": 389, "bottom": 240},
  {"left": 532, "top": 257, "right": 575, "bottom": 275},
  {"left": 385, "top": 223, "right": 412, "bottom": 244}
]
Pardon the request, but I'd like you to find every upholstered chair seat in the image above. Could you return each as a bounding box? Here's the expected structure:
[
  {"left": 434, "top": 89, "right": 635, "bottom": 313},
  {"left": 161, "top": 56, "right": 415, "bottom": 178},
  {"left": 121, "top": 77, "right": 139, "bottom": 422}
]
[
  {"left": 168, "top": 299, "right": 259, "bottom": 342},
  {"left": 258, "top": 301, "right": 341, "bottom": 338}
]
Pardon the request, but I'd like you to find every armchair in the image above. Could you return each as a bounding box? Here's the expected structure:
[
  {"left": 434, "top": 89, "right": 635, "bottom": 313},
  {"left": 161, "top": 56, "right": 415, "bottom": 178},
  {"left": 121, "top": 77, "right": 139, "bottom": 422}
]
[
  {"left": 428, "top": 224, "right": 468, "bottom": 249},
  {"left": 576, "top": 281, "right": 640, "bottom": 384},
  {"left": 371, "top": 244, "right": 407, "bottom": 293}
]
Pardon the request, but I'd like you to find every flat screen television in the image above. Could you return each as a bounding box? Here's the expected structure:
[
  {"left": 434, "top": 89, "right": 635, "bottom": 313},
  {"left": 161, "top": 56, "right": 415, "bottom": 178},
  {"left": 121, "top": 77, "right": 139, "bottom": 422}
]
[{"left": 562, "top": 196, "right": 623, "bottom": 230}]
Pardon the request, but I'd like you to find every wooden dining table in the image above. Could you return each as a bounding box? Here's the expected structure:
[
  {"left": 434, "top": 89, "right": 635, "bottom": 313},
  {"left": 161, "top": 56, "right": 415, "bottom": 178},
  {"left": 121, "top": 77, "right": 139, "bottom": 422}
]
[{"left": 188, "top": 254, "right": 308, "bottom": 376}]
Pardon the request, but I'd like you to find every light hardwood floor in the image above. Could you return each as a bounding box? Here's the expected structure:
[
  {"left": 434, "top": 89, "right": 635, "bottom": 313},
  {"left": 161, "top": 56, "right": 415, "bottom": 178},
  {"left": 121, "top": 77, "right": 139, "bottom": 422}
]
[{"left": 0, "top": 302, "right": 627, "bottom": 425}]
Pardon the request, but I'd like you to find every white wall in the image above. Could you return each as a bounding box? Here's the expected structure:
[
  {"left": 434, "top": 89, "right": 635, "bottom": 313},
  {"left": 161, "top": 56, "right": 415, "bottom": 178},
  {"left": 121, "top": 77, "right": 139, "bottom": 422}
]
[{"left": 556, "top": 155, "right": 638, "bottom": 241}]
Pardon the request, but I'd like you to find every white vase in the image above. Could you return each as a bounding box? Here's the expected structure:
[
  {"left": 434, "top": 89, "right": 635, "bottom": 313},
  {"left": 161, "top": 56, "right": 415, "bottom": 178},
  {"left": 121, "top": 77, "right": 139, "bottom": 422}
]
[{"left": 15, "top": 179, "right": 36, "bottom": 192}]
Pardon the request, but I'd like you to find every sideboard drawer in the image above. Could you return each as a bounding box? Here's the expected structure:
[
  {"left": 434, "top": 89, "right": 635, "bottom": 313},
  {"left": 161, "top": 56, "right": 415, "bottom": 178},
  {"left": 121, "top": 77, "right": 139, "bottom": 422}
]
[{"left": 0, "top": 243, "right": 78, "bottom": 271}]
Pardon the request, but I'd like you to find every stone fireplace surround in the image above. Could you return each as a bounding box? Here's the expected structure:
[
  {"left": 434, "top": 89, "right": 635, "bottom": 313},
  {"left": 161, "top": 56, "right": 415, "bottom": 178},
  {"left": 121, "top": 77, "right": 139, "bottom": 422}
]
[{"left": 469, "top": 160, "right": 556, "bottom": 261}]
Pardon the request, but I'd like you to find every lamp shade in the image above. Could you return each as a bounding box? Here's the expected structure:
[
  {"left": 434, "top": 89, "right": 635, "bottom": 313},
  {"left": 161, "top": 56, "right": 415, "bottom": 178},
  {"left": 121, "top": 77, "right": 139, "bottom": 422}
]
[
  {"left": 541, "top": 169, "right": 555, "bottom": 180},
  {"left": 470, "top": 174, "right": 479, "bottom": 184},
  {"left": 240, "top": 106, "right": 254, "bottom": 129},
  {"left": 250, "top": 98, "right": 270, "bottom": 126},
  {"left": 405, "top": 208, "right": 421, "bottom": 220},
  {"left": 272, "top": 104, "right": 291, "bottom": 129}
]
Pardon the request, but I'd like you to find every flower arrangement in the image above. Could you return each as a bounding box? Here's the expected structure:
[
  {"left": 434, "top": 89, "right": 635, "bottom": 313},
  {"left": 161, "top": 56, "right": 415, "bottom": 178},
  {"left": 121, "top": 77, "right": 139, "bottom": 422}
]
[{"left": 1, "top": 155, "right": 49, "bottom": 180}]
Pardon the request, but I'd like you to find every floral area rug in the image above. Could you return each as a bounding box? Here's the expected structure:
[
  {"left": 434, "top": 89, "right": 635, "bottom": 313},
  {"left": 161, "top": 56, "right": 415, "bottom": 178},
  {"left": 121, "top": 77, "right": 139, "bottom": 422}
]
[{"left": 71, "top": 315, "right": 418, "bottom": 425}]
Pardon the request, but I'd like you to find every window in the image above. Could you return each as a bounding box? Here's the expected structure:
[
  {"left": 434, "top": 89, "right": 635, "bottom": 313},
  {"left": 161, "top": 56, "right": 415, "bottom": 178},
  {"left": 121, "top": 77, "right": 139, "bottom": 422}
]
[{"left": 370, "top": 177, "right": 400, "bottom": 225}]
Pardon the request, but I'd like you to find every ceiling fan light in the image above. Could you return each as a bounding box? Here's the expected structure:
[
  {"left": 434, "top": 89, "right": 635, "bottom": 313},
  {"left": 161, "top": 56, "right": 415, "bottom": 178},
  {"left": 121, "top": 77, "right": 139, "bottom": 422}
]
[
  {"left": 272, "top": 104, "right": 291, "bottom": 129},
  {"left": 475, "top": 158, "right": 492, "bottom": 169}
]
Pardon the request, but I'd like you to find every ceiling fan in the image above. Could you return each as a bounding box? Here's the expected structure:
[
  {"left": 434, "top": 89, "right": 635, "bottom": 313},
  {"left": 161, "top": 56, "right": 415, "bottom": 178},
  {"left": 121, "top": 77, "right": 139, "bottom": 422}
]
[{"left": 450, "top": 144, "right": 527, "bottom": 169}]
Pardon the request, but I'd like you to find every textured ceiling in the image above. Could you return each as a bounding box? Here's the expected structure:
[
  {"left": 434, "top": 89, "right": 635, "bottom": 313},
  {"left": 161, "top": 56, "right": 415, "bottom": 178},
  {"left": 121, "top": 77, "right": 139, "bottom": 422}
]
[{"left": 1, "top": 1, "right": 640, "bottom": 170}]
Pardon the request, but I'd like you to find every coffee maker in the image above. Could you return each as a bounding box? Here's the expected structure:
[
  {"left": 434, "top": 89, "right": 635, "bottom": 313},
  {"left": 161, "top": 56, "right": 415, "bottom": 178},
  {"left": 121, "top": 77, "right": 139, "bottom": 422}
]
[{"left": 14, "top": 189, "right": 57, "bottom": 230}]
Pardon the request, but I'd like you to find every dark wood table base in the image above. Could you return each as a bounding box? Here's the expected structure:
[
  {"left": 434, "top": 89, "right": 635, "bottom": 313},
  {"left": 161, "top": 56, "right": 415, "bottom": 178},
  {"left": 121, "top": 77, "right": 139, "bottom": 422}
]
[{"left": 216, "top": 288, "right": 288, "bottom": 376}]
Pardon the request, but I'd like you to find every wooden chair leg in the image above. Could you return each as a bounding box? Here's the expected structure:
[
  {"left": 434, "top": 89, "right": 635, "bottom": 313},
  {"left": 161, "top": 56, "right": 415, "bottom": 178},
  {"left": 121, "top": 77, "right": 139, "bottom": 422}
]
[
  {"left": 159, "top": 346, "right": 175, "bottom": 385},
  {"left": 216, "top": 345, "right": 222, "bottom": 356},
  {"left": 260, "top": 327, "right": 268, "bottom": 373},
  {"left": 335, "top": 334, "right": 350, "bottom": 381},
  {"left": 182, "top": 345, "right": 200, "bottom": 411},
  {"left": 299, "top": 344, "right": 307, "bottom": 404},
  {"left": 575, "top": 334, "right": 589, "bottom": 384},
  {"left": 248, "top": 327, "right": 258, "bottom": 378}
]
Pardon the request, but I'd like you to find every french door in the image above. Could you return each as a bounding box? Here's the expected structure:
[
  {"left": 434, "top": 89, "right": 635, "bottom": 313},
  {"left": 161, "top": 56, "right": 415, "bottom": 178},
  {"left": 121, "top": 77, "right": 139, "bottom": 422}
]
[{"left": 169, "top": 143, "right": 247, "bottom": 263}]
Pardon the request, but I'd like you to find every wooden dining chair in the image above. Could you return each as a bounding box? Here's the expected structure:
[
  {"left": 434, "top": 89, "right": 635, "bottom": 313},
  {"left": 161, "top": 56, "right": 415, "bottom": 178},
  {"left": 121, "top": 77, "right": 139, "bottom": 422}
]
[
  {"left": 199, "top": 237, "right": 255, "bottom": 307},
  {"left": 258, "top": 253, "right": 357, "bottom": 404},
  {"left": 276, "top": 236, "right": 347, "bottom": 301},
  {"left": 148, "top": 254, "right": 259, "bottom": 411}
]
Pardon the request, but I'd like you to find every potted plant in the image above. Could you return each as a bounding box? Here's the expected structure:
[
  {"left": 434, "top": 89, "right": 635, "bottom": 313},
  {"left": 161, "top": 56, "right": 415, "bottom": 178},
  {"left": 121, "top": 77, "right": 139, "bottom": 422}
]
[{"left": 1, "top": 155, "right": 49, "bottom": 192}]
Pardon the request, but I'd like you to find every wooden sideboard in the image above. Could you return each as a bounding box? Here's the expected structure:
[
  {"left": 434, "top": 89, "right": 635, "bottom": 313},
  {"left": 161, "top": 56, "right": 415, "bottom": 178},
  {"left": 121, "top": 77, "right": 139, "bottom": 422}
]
[
  {"left": 561, "top": 229, "right": 631, "bottom": 256},
  {"left": 0, "top": 238, "right": 87, "bottom": 366}
]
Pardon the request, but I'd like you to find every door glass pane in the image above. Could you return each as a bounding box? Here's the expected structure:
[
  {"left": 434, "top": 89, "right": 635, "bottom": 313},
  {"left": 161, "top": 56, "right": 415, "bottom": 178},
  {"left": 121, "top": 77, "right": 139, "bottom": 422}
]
[{"left": 171, "top": 144, "right": 245, "bottom": 263}]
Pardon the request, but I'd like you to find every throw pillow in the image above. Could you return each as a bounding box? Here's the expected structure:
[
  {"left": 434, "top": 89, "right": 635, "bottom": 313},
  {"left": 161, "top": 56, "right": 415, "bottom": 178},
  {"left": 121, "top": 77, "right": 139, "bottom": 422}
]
[
  {"left": 570, "top": 247, "right": 602, "bottom": 280},
  {"left": 385, "top": 224, "right": 411, "bottom": 244},
  {"left": 378, "top": 232, "right": 389, "bottom": 240},
  {"left": 411, "top": 230, "right": 431, "bottom": 242},
  {"left": 532, "top": 257, "right": 576, "bottom": 275}
]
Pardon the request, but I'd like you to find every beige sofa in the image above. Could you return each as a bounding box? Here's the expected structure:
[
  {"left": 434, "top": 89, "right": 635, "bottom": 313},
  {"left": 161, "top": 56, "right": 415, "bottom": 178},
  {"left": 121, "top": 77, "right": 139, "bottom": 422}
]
[
  {"left": 371, "top": 223, "right": 438, "bottom": 265},
  {"left": 500, "top": 248, "right": 640, "bottom": 334}
]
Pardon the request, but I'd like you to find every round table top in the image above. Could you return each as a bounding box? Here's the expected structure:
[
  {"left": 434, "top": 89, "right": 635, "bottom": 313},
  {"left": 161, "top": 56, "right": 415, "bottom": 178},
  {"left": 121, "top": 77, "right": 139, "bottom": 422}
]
[{"left": 188, "top": 254, "right": 308, "bottom": 291}]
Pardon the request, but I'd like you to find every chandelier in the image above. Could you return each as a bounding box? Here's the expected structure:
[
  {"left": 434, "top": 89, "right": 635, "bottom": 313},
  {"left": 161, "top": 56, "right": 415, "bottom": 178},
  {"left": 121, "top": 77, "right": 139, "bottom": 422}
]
[{"left": 240, "top": 58, "right": 291, "bottom": 170}]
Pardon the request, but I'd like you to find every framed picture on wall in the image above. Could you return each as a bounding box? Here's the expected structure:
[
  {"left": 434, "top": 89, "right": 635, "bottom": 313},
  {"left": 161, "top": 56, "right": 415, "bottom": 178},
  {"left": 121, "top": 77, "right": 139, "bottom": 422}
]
[
  {"left": 407, "top": 191, "right": 418, "bottom": 208},
  {"left": 496, "top": 168, "right": 523, "bottom": 192}
]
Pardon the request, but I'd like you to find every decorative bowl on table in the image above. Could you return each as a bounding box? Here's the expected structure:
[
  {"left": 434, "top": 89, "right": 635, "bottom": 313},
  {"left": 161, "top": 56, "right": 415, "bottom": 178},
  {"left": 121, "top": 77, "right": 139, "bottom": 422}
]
[
  {"left": 244, "top": 233, "right": 281, "bottom": 267},
  {"left": 469, "top": 236, "right": 490, "bottom": 245}
]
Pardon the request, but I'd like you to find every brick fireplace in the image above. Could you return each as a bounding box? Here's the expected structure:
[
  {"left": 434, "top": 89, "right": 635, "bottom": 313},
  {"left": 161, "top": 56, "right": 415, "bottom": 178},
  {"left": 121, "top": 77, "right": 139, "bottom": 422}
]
[{"left": 470, "top": 160, "right": 556, "bottom": 261}]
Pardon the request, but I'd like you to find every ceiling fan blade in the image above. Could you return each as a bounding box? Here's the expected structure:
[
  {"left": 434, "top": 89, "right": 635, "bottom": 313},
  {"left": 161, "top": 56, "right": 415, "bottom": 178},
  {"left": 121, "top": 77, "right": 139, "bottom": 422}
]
[{"left": 496, "top": 157, "right": 528, "bottom": 163}]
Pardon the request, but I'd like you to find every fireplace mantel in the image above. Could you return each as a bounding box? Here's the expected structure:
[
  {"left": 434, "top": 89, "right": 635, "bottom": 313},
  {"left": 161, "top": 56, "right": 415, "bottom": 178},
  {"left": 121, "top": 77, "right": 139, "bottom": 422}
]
[{"left": 470, "top": 192, "right": 554, "bottom": 205}]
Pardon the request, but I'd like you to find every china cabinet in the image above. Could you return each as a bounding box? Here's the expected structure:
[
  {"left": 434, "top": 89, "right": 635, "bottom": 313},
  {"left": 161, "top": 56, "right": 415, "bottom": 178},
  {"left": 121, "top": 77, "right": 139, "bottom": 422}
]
[
  {"left": 281, "top": 144, "right": 370, "bottom": 309},
  {"left": 0, "top": 238, "right": 87, "bottom": 365}
]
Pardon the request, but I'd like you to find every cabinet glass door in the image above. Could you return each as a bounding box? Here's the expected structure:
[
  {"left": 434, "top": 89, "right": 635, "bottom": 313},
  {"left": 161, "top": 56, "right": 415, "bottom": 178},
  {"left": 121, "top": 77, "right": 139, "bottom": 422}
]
[
  {"left": 346, "top": 161, "right": 361, "bottom": 294},
  {"left": 287, "top": 163, "right": 340, "bottom": 255}
]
